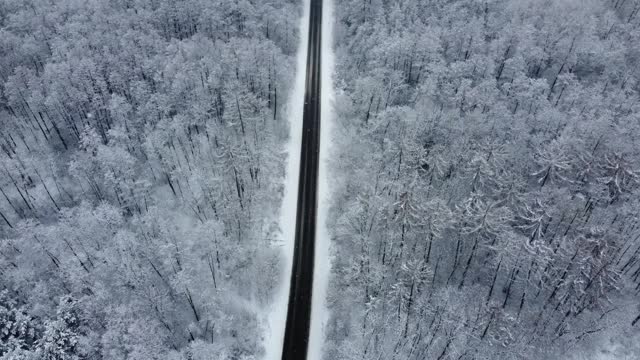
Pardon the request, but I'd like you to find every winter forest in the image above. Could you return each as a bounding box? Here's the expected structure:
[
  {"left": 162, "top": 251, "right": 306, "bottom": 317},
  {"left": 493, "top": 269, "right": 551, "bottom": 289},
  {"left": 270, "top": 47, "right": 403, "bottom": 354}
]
[
  {"left": 0, "top": 0, "right": 301, "bottom": 358},
  {"left": 324, "top": 0, "right": 640, "bottom": 359},
  {"left": 1, "top": 0, "right": 640, "bottom": 359}
]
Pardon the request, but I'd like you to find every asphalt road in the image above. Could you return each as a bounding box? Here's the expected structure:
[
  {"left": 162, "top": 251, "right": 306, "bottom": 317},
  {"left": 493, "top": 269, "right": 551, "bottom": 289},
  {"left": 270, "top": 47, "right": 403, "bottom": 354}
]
[{"left": 281, "top": 0, "right": 323, "bottom": 359}]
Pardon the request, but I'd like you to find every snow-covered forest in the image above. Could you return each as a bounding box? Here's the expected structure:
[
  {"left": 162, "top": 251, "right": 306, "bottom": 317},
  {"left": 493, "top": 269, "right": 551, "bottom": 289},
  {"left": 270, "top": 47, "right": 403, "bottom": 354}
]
[
  {"left": 324, "top": 0, "right": 640, "bottom": 358},
  {"left": 3, "top": 0, "right": 640, "bottom": 359},
  {"left": 0, "top": 0, "right": 301, "bottom": 358}
]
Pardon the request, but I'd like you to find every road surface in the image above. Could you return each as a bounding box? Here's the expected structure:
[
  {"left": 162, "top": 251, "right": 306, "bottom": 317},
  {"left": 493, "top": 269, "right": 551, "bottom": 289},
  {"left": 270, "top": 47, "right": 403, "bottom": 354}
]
[{"left": 281, "top": 0, "right": 323, "bottom": 359}]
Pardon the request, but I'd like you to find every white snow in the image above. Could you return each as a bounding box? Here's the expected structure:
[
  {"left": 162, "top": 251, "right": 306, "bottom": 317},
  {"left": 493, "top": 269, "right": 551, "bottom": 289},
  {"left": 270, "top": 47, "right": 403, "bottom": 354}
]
[
  {"left": 308, "top": 0, "right": 335, "bottom": 359},
  {"left": 262, "top": 0, "right": 309, "bottom": 359}
]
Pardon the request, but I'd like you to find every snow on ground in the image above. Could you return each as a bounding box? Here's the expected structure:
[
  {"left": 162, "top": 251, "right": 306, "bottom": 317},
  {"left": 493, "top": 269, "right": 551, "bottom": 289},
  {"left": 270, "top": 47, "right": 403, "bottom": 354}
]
[
  {"left": 308, "top": 0, "right": 335, "bottom": 359},
  {"left": 262, "top": 0, "right": 309, "bottom": 359}
]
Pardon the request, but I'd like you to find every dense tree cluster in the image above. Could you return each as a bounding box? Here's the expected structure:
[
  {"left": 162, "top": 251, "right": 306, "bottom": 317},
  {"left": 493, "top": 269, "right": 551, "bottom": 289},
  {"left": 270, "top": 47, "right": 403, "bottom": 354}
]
[
  {"left": 0, "top": 0, "right": 300, "bottom": 358},
  {"left": 325, "top": 0, "right": 640, "bottom": 358}
]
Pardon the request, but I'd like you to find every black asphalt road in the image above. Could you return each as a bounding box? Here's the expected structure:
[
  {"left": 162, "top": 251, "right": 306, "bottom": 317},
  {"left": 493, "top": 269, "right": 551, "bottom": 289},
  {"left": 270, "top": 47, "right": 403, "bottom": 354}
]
[{"left": 281, "top": 0, "right": 323, "bottom": 359}]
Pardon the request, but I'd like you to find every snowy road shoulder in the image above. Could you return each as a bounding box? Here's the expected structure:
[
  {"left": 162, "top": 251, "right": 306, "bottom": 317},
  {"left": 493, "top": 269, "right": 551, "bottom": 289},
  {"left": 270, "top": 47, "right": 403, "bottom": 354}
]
[
  {"left": 262, "top": 1, "right": 309, "bottom": 359},
  {"left": 308, "top": 0, "right": 335, "bottom": 359}
]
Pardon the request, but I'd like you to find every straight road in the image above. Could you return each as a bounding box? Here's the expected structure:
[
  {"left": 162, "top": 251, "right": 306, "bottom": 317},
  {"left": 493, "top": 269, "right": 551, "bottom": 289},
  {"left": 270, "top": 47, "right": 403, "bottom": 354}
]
[{"left": 281, "top": 0, "right": 323, "bottom": 359}]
